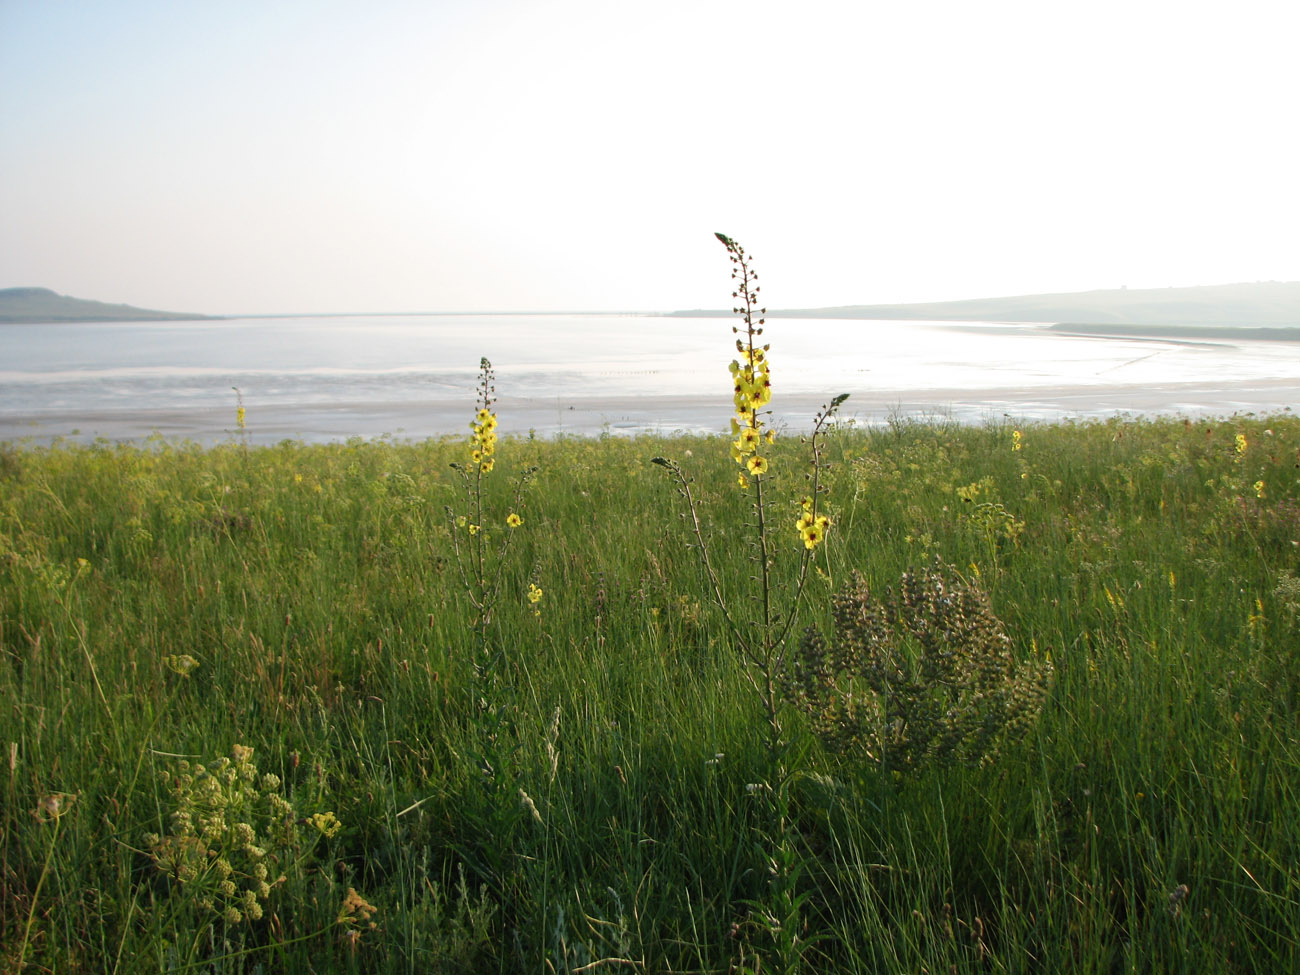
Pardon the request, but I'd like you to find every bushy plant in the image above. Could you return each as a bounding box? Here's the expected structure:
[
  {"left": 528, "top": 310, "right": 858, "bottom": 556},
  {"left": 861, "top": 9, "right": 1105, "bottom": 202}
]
[
  {"left": 145, "top": 744, "right": 340, "bottom": 927},
  {"left": 786, "top": 561, "right": 1052, "bottom": 771}
]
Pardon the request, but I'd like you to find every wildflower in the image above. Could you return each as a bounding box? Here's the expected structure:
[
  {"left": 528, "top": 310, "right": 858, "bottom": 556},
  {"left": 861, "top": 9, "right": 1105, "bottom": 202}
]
[
  {"left": 1012, "top": 429, "right": 1022, "bottom": 451},
  {"left": 309, "top": 811, "right": 343, "bottom": 838},
  {"left": 506, "top": 512, "right": 523, "bottom": 528},
  {"left": 1254, "top": 480, "right": 1266, "bottom": 498},
  {"left": 1235, "top": 433, "right": 1248, "bottom": 458},
  {"left": 338, "top": 887, "right": 378, "bottom": 926},
  {"left": 527, "top": 583, "right": 543, "bottom": 605},
  {"left": 746, "top": 455, "right": 768, "bottom": 476},
  {"left": 799, "top": 514, "right": 830, "bottom": 550},
  {"left": 468, "top": 524, "right": 480, "bottom": 536},
  {"left": 164, "top": 654, "right": 200, "bottom": 677},
  {"left": 737, "top": 427, "right": 760, "bottom": 452},
  {"left": 33, "top": 792, "right": 76, "bottom": 822},
  {"left": 737, "top": 472, "right": 749, "bottom": 489},
  {"left": 765, "top": 428, "right": 776, "bottom": 444}
]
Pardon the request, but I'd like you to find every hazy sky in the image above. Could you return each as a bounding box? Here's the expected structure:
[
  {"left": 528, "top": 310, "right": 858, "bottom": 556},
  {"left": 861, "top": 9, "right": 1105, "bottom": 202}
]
[{"left": 2, "top": 0, "right": 1297, "bottom": 315}]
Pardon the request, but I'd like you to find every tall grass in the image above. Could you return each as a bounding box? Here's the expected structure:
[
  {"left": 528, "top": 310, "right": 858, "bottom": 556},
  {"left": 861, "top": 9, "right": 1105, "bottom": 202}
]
[{"left": 2, "top": 412, "right": 1298, "bottom": 971}]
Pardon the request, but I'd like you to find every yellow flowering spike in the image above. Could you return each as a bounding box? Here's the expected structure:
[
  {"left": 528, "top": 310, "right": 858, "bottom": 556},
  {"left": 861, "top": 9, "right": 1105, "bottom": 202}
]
[{"left": 527, "top": 583, "right": 543, "bottom": 604}]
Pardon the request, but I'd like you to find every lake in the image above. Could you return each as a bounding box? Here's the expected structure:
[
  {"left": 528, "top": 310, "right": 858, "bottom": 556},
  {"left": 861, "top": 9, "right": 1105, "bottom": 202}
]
[{"left": 1, "top": 314, "right": 1297, "bottom": 444}]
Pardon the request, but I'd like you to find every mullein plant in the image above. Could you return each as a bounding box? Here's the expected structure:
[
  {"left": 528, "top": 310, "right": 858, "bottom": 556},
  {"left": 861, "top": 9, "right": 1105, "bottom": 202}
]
[
  {"left": 655, "top": 235, "right": 846, "bottom": 975},
  {"left": 232, "top": 386, "right": 248, "bottom": 452},
  {"left": 447, "top": 357, "right": 537, "bottom": 683},
  {"left": 655, "top": 234, "right": 846, "bottom": 751}
]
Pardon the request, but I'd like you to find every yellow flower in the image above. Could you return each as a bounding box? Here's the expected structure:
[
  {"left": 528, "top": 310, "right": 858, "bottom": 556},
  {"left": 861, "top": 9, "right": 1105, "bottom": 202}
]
[
  {"left": 309, "top": 811, "right": 342, "bottom": 838},
  {"left": 765, "top": 428, "right": 775, "bottom": 444},
  {"left": 480, "top": 460, "right": 495, "bottom": 473},
  {"left": 527, "top": 583, "right": 543, "bottom": 604},
  {"left": 738, "top": 427, "right": 759, "bottom": 452},
  {"left": 746, "top": 455, "right": 768, "bottom": 476},
  {"left": 1012, "top": 430, "right": 1022, "bottom": 451},
  {"left": 506, "top": 512, "right": 523, "bottom": 527},
  {"left": 1254, "top": 480, "right": 1266, "bottom": 498},
  {"left": 799, "top": 514, "right": 831, "bottom": 549},
  {"left": 737, "top": 472, "right": 749, "bottom": 489},
  {"left": 468, "top": 524, "right": 480, "bottom": 536}
]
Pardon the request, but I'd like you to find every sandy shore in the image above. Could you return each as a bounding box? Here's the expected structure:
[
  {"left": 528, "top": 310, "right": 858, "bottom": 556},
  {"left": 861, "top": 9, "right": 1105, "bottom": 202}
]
[{"left": 1, "top": 378, "right": 1296, "bottom": 446}]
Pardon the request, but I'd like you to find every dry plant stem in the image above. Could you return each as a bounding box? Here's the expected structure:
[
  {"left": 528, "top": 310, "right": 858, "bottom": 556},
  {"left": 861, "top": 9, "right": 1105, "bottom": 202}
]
[
  {"left": 17, "top": 817, "right": 61, "bottom": 970},
  {"left": 655, "top": 458, "right": 751, "bottom": 658}
]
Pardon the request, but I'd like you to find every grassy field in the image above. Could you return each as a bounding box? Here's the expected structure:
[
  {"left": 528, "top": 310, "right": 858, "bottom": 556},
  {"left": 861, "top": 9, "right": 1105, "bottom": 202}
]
[{"left": 2, "top": 408, "right": 1299, "bottom": 972}]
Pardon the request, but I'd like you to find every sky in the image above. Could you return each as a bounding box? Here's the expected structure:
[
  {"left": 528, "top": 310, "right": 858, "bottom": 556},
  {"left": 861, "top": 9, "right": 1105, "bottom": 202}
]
[{"left": 1, "top": 0, "right": 1297, "bottom": 316}]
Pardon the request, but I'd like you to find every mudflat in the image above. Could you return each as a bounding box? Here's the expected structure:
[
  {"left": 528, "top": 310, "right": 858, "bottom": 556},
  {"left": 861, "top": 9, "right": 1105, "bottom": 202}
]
[{"left": 1, "top": 377, "right": 1296, "bottom": 445}]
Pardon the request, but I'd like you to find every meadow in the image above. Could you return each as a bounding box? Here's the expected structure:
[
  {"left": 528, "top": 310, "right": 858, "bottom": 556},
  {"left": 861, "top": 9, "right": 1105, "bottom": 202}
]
[{"left": 3, "top": 396, "right": 1299, "bottom": 973}]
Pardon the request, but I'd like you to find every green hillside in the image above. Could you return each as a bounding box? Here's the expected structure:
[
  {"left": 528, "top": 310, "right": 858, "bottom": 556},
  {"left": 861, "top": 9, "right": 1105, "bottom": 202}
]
[
  {"left": 673, "top": 280, "right": 1300, "bottom": 327},
  {"left": 0, "top": 287, "right": 216, "bottom": 323}
]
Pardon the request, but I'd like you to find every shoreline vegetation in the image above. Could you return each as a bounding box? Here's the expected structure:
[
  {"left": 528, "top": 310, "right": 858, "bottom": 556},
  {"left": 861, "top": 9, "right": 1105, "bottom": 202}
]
[{"left": 3, "top": 412, "right": 1299, "bottom": 971}]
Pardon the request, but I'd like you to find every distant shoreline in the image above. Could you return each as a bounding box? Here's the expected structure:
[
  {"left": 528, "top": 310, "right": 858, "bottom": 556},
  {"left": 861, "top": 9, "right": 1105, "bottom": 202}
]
[{"left": 5, "top": 279, "right": 1298, "bottom": 325}]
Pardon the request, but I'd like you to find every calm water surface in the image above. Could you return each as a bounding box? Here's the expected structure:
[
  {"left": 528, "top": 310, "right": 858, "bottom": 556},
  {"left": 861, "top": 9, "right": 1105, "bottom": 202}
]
[{"left": 1, "top": 315, "right": 1297, "bottom": 443}]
